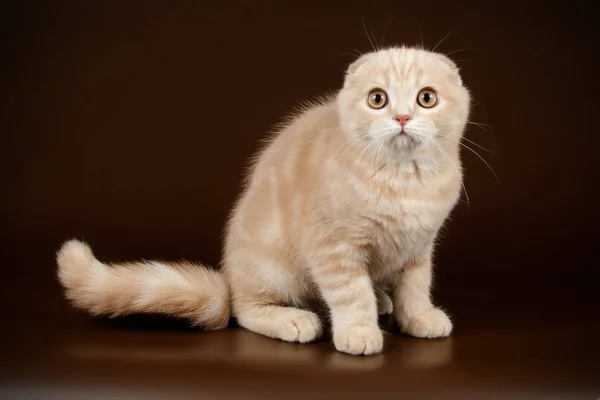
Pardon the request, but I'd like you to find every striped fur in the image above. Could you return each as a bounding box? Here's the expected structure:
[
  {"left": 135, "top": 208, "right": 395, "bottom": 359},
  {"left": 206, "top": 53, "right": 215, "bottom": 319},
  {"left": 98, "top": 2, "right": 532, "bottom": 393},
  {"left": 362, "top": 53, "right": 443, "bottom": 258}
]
[{"left": 57, "top": 47, "right": 470, "bottom": 355}]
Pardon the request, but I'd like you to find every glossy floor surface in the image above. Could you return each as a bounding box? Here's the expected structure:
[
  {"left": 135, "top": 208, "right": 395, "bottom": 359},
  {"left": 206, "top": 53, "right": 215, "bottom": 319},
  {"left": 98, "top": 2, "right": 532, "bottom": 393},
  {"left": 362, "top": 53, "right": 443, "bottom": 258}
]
[{"left": 2, "top": 243, "right": 599, "bottom": 399}]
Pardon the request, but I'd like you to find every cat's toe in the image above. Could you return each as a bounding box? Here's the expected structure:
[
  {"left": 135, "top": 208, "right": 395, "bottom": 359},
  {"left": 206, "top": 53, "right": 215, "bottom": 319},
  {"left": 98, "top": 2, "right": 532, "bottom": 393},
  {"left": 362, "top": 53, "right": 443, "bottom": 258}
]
[
  {"left": 334, "top": 325, "right": 384, "bottom": 355},
  {"left": 402, "top": 308, "right": 452, "bottom": 338},
  {"left": 277, "top": 311, "right": 323, "bottom": 343}
]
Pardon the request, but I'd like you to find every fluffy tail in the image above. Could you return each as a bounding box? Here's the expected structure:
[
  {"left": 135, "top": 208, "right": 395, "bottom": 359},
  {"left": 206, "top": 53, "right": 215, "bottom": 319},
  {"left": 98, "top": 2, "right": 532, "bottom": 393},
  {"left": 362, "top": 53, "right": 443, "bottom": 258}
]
[{"left": 56, "top": 239, "right": 230, "bottom": 329}]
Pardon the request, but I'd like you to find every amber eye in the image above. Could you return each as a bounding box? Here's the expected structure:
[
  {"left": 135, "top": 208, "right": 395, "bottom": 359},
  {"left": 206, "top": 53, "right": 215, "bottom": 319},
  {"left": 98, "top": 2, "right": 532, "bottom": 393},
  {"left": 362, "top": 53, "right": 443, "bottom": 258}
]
[
  {"left": 417, "top": 88, "right": 438, "bottom": 108},
  {"left": 367, "top": 89, "right": 388, "bottom": 109}
]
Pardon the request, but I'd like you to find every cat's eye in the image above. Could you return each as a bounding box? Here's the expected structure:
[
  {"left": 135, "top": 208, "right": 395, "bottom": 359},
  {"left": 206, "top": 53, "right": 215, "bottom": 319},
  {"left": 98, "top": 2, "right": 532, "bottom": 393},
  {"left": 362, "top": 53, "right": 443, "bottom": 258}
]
[
  {"left": 417, "top": 88, "right": 438, "bottom": 108},
  {"left": 367, "top": 89, "right": 388, "bottom": 109}
]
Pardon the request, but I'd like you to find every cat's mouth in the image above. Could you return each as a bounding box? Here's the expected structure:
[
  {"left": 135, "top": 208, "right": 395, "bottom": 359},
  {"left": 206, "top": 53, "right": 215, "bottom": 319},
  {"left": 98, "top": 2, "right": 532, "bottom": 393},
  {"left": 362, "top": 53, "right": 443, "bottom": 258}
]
[{"left": 374, "top": 128, "right": 420, "bottom": 151}]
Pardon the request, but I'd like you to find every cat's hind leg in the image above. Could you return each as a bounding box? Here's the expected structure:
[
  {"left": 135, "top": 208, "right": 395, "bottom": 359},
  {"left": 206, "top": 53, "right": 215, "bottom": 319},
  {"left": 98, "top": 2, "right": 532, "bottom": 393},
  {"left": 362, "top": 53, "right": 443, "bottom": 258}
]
[
  {"left": 225, "top": 245, "right": 322, "bottom": 343},
  {"left": 235, "top": 304, "right": 323, "bottom": 343}
]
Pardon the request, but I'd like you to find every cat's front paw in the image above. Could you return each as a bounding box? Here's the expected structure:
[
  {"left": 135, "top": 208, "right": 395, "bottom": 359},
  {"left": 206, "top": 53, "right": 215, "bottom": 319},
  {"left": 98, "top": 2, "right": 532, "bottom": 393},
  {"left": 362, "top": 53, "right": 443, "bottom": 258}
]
[
  {"left": 334, "top": 325, "right": 384, "bottom": 355},
  {"left": 402, "top": 308, "right": 452, "bottom": 339}
]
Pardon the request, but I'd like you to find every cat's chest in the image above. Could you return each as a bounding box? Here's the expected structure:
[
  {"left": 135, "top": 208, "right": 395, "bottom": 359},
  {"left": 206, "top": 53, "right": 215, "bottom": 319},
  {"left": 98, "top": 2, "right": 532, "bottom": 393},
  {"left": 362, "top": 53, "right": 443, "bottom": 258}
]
[
  {"left": 368, "top": 192, "right": 457, "bottom": 272},
  {"left": 345, "top": 167, "right": 460, "bottom": 269},
  {"left": 376, "top": 203, "right": 441, "bottom": 248}
]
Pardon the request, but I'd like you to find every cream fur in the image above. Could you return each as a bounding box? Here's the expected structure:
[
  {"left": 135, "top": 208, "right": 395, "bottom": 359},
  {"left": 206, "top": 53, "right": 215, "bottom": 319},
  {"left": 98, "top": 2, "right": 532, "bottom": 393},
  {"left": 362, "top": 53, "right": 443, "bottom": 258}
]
[
  {"left": 57, "top": 240, "right": 230, "bottom": 329},
  {"left": 57, "top": 46, "right": 470, "bottom": 355}
]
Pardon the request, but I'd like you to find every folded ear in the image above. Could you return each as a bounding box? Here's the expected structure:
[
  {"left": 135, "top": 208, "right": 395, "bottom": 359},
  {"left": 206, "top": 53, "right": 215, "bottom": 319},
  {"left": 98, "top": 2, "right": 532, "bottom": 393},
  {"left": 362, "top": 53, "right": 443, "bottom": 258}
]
[
  {"left": 433, "top": 53, "right": 463, "bottom": 86},
  {"left": 346, "top": 54, "right": 371, "bottom": 76}
]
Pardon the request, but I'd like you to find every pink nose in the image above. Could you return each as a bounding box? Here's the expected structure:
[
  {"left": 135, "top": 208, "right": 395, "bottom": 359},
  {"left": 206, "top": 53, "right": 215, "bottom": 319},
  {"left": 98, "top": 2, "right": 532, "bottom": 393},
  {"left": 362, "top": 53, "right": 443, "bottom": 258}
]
[{"left": 395, "top": 115, "right": 412, "bottom": 127}]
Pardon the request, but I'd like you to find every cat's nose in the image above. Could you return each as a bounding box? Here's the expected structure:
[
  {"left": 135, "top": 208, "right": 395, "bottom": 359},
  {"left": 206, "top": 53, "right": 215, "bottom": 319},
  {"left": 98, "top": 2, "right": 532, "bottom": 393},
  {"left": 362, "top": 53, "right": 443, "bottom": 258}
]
[{"left": 394, "top": 115, "right": 412, "bottom": 128}]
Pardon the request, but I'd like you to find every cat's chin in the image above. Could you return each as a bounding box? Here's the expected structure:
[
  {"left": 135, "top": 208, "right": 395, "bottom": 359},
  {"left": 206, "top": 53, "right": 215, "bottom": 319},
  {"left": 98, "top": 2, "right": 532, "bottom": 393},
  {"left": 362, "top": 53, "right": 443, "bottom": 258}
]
[{"left": 392, "top": 133, "right": 423, "bottom": 152}]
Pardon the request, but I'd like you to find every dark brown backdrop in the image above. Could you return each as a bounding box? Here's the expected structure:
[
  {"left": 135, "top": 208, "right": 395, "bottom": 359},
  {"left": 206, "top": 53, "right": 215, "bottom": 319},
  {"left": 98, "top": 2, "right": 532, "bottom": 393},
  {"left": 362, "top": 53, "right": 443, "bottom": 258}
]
[{"left": 1, "top": 1, "right": 599, "bottom": 399}]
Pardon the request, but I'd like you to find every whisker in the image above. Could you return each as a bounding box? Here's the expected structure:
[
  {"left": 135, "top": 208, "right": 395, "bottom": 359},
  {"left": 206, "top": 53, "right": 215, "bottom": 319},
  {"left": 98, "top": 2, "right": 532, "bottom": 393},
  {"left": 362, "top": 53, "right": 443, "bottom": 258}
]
[
  {"left": 444, "top": 48, "right": 474, "bottom": 56},
  {"left": 427, "top": 138, "right": 470, "bottom": 205},
  {"left": 467, "top": 119, "right": 492, "bottom": 130},
  {"left": 333, "top": 137, "right": 365, "bottom": 163},
  {"left": 436, "top": 133, "right": 500, "bottom": 184},
  {"left": 372, "top": 27, "right": 379, "bottom": 49},
  {"left": 424, "top": 140, "right": 440, "bottom": 180},
  {"left": 412, "top": 16, "right": 425, "bottom": 50},
  {"left": 362, "top": 16, "right": 377, "bottom": 51},
  {"left": 432, "top": 23, "right": 461, "bottom": 53},
  {"left": 313, "top": 126, "right": 343, "bottom": 136},
  {"left": 369, "top": 138, "right": 381, "bottom": 172},
  {"left": 325, "top": 132, "right": 370, "bottom": 166},
  {"left": 438, "top": 121, "right": 493, "bottom": 134},
  {"left": 348, "top": 141, "right": 375, "bottom": 183},
  {"left": 375, "top": 140, "right": 384, "bottom": 173},
  {"left": 461, "top": 135, "right": 494, "bottom": 154},
  {"left": 436, "top": 129, "right": 494, "bottom": 153}
]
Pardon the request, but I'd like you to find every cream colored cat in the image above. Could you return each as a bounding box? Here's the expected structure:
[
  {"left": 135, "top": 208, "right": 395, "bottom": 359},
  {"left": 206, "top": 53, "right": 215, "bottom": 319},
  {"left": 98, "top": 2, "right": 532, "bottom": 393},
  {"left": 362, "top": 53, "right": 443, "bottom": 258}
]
[{"left": 57, "top": 46, "right": 470, "bottom": 355}]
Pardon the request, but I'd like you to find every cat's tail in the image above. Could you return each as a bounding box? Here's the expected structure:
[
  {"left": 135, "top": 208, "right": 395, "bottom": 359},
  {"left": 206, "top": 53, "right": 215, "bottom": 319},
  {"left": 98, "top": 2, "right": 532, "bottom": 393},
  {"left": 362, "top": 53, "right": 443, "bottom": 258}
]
[{"left": 56, "top": 239, "right": 230, "bottom": 329}]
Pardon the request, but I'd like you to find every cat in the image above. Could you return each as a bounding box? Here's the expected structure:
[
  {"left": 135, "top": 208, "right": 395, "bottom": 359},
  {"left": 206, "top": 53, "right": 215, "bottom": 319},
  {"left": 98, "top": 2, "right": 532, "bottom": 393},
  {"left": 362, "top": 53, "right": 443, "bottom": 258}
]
[{"left": 57, "top": 46, "right": 470, "bottom": 355}]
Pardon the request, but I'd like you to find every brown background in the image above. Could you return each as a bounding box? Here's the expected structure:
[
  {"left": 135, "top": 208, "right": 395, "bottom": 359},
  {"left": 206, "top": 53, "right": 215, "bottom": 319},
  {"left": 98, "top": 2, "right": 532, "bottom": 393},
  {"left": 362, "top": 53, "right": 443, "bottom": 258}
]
[{"left": 1, "top": 1, "right": 599, "bottom": 399}]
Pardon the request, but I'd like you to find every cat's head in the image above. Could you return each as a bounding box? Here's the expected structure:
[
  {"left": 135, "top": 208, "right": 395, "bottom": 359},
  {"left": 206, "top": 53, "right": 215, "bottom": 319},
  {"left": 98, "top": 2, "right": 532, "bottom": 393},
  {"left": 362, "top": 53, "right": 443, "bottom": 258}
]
[{"left": 337, "top": 47, "right": 470, "bottom": 158}]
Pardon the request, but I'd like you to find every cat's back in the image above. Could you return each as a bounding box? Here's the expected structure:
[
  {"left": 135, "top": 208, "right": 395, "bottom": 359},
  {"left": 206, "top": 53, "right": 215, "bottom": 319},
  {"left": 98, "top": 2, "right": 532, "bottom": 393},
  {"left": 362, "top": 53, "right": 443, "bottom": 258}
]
[
  {"left": 226, "top": 97, "right": 340, "bottom": 240},
  {"left": 244, "top": 97, "right": 341, "bottom": 193},
  {"left": 268, "top": 96, "right": 340, "bottom": 155}
]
